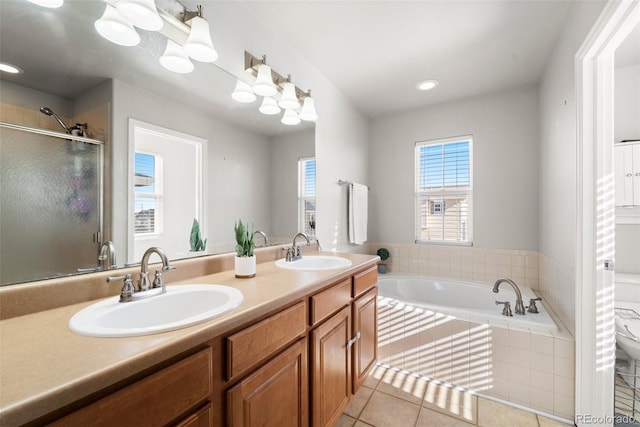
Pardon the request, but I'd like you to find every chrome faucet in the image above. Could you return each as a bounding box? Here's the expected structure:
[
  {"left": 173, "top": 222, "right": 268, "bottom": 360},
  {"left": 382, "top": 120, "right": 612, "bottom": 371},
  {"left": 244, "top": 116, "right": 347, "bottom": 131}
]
[
  {"left": 98, "top": 241, "right": 117, "bottom": 271},
  {"left": 108, "top": 247, "right": 175, "bottom": 303},
  {"left": 292, "top": 232, "right": 310, "bottom": 258},
  {"left": 253, "top": 230, "right": 269, "bottom": 247},
  {"left": 493, "top": 278, "right": 526, "bottom": 315}
]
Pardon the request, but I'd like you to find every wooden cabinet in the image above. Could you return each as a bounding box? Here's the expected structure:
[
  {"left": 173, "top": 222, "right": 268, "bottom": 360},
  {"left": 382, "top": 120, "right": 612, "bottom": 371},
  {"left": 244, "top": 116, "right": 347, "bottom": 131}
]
[
  {"left": 311, "top": 306, "right": 352, "bottom": 427},
  {"left": 615, "top": 142, "right": 640, "bottom": 206},
  {"left": 176, "top": 403, "right": 214, "bottom": 427},
  {"left": 49, "top": 347, "right": 212, "bottom": 427},
  {"left": 227, "top": 339, "right": 308, "bottom": 427},
  {"left": 352, "top": 287, "right": 378, "bottom": 393},
  {"left": 310, "top": 266, "right": 378, "bottom": 427}
]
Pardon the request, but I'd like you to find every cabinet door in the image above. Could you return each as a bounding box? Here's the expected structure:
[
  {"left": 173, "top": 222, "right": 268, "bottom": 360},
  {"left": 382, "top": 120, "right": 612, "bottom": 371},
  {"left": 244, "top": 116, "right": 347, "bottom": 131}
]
[
  {"left": 615, "top": 145, "right": 634, "bottom": 206},
  {"left": 352, "top": 287, "right": 378, "bottom": 393},
  {"left": 311, "top": 306, "right": 352, "bottom": 427},
  {"left": 176, "top": 402, "right": 213, "bottom": 427},
  {"left": 227, "top": 339, "right": 308, "bottom": 427}
]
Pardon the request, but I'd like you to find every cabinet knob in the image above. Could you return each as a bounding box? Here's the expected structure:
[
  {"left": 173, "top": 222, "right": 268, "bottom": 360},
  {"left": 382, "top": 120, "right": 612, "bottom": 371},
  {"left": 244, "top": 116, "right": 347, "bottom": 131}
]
[
  {"left": 636, "top": 173, "right": 640, "bottom": 176},
  {"left": 627, "top": 173, "right": 633, "bottom": 177}
]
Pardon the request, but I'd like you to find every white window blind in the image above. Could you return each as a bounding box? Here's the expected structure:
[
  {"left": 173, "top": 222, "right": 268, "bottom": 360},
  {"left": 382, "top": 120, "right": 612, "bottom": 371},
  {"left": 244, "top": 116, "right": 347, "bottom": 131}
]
[
  {"left": 298, "top": 157, "right": 316, "bottom": 235},
  {"left": 134, "top": 152, "right": 163, "bottom": 236},
  {"left": 415, "top": 136, "right": 472, "bottom": 244}
]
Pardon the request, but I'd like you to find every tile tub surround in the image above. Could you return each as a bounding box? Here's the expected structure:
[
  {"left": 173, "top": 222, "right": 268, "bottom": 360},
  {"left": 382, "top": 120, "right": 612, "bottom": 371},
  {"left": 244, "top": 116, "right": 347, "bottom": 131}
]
[
  {"left": 377, "top": 297, "right": 576, "bottom": 421},
  {"left": 367, "top": 243, "right": 540, "bottom": 290},
  {"left": 338, "top": 363, "right": 572, "bottom": 427}
]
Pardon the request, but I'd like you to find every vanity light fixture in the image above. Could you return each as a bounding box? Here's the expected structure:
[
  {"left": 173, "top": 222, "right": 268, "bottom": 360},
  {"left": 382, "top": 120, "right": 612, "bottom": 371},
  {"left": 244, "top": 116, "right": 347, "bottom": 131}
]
[
  {"left": 299, "top": 93, "right": 318, "bottom": 122},
  {"left": 416, "top": 79, "right": 439, "bottom": 91},
  {"left": 259, "top": 97, "right": 281, "bottom": 115},
  {"left": 279, "top": 76, "right": 301, "bottom": 110},
  {"left": 183, "top": 11, "right": 218, "bottom": 62},
  {"left": 25, "top": 0, "right": 63, "bottom": 8},
  {"left": 281, "top": 109, "right": 301, "bottom": 126},
  {"left": 95, "top": 4, "right": 141, "bottom": 47},
  {"left": 0, "top": 62, "right": 23, "bottom": 74},
  {"left": 159, "top": 39, "right": 194, "bottom": 73},
  {"left": 241, "top": 51, "right": 319, "bottom": 124},
  {"left": 231, "top": 79, "right": 257, "bottom": 103},
  {"left": 252, "top": 56, "right": 278, "bottom": 97},
  {"left": 116, "top": 0, "right": 163, "bottom": 31}
]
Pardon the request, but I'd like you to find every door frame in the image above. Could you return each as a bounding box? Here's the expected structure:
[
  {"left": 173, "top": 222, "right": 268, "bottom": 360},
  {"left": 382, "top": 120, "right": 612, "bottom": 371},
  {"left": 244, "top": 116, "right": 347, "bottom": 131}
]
[{"left": 575, "top": 1, "right": 639, "bottom": 425}]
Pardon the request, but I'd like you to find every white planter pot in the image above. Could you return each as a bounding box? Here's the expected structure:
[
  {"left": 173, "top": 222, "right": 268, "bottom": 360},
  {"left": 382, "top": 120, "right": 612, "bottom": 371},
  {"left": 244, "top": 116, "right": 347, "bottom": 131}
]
[{"left": 235, "top": 256, "right": 256, "bottom": 278}]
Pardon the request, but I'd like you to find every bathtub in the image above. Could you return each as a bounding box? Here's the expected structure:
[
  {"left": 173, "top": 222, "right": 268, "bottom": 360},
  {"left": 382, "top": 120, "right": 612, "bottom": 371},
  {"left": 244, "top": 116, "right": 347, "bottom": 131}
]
[{"left": 378, "top": 275, "right": 558, "bottom": 332}]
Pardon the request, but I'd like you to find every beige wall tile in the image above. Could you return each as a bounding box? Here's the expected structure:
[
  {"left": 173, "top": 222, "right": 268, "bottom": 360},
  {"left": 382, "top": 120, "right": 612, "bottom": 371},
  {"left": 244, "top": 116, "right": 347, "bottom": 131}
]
[
  {"left": 530, "top": 387, "right": 555, "bottom": 413},
  {"left": 508, "top": 347, "right": 531, "bottom": 369},
  {"left": 530, "top": 370, "right": 554, "bottom": 392},
  {"left": 531, "top": 334, "right": 554, "bottom": 355},
  {"left": 553, "top": 357, "right": 574, "bottom": 379},
  {"left": 554, "top": 338, "right": 575, "bottom": 359},
  {"left": 509, "top": 382, "right": 531, "bottom": 406},
  {"left": 531, "top": 352, "right": 554, "bottom": 374},
  {"left": 509, "top": 329, "right": 531, "bottom": 351}
]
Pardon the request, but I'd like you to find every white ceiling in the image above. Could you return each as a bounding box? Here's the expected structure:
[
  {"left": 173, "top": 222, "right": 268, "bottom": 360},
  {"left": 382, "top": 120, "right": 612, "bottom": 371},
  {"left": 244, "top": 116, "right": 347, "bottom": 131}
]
[{"left": 240, "top": 0, "right": 579, "bottom": 118}]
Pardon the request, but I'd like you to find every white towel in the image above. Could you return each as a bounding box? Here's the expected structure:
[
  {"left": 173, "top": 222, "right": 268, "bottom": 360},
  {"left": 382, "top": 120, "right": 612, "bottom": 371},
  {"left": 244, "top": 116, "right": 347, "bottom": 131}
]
[{"left": 348, "top": 182, "right": 368, "bottom": 245}]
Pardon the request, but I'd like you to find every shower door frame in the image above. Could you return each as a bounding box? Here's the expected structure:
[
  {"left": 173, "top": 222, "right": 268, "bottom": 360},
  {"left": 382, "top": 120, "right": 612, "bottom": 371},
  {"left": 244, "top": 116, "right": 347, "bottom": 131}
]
[{"left": 0, "top": 121, "right": 105, "bottom": 278}]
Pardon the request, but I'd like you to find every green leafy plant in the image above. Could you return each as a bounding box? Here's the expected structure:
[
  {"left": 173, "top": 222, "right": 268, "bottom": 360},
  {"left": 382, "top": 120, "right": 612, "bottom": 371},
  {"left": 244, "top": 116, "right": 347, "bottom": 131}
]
[
  {"left": 376, "top": 248, "right": 390, "bottom": 264},
  {"left": 234, "top": 219, "right": 255, "bottom": 257},
  {"left": 189, "top": 218, "right": 207, "bottom": 251}
]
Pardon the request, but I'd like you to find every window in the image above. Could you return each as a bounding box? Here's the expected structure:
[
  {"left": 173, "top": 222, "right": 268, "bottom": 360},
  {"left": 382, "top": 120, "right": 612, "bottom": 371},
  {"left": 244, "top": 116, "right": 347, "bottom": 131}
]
[
  {"left": 134, "top": 152, "right": 163, "bottom": 235},
  {"left": 298, "top": 157, "right": 316, "bottom": 235},
  {"left": 415, "top": 136, "right": 472, "bottom": 244}
]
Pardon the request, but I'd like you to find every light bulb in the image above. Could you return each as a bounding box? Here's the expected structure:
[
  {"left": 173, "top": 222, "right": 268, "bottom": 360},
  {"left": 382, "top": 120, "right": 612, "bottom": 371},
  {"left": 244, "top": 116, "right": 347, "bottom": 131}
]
[
  {"left": 259, "top": 97, "right": 281, "bottom": 115},
  {"left": 231, "top": 80, "right": 257, "bottom": 103},
  {"left": 94, "top": 4, "right": 140, "bottom": 47},
  {"left": 252, "top": 64, "right": 277, "bottom": 97},
  {"left": 281, "top": 109, "right": 301, "bottom": 126},
  {"left": 183, "top": 16, "right": 218, "bottom": 63},
  {"left": 279, "top": 82, "right": 300, "bottom": 110},
  {"left": 159, "top": 40, "right": 194, "bottom": 74},
  {"left": 116, "top": 0, "right": 163, "bottom": 31}
]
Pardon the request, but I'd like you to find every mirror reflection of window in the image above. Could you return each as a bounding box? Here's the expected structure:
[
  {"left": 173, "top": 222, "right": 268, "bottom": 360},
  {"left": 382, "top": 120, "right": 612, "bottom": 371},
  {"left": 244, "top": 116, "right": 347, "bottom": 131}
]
[
  {"left": 298, "top": 157, "right": 316, "bottom": 236},
  {"left": 134, "top": 152, "right": 162, "bottom": 236}
]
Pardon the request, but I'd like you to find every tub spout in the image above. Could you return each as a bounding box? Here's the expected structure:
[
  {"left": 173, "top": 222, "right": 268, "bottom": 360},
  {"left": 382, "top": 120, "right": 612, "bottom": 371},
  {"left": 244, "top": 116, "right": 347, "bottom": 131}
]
[{"left": 493, "top": 278, "right": 526, "bottom": 315}]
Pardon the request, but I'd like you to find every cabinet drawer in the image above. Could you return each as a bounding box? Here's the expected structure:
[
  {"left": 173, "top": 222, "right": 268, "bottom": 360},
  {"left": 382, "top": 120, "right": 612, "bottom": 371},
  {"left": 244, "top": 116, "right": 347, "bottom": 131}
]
[
  {"left": 227, "top": 302, "right": 306, "bottom": 381},
  {"left": 310, "top": 279, "right": 351, "bottom": 326},
  {"left": 353, "top": 265, "right": 377, "bottom": 298},
  {"left": 49, "top": 347, "right": 212, "bottom": 427}
]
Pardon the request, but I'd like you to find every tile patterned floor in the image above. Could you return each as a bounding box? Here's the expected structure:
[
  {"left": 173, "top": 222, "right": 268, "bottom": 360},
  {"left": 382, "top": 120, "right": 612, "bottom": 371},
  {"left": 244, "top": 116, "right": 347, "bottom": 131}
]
[{"left": 338, "top": 364, "right": 572, "bottom": 427}]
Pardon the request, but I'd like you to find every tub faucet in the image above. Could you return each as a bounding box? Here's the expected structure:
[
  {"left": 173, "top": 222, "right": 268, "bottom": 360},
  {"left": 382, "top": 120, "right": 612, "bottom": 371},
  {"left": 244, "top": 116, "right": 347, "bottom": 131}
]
[
  {"left": 493, "top": 278, "right": 526, "bottom": 315},
  {"left": 98, "top": 241, "right": 117, "bottom": 271},
  {"left": 253, "top": 230, "right": 269, "bottom": 247}
]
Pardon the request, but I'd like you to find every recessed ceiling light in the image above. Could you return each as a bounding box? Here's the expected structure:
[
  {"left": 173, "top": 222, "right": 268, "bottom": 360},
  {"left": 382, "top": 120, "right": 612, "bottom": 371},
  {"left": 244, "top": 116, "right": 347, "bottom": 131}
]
[
  {"left": 416, "top": 80, "right": 439, "bottom": 91},
  {"left": 0, "top": 62, "right": 22, "bottom": 74}
]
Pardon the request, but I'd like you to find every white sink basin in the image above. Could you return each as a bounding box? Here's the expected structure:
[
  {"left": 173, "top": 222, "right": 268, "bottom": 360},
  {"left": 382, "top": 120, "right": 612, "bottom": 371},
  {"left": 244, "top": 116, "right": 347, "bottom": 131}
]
[
  {"left": 69, "top": 284, "right": 243, "bottom": 338},
  {"left": 275, "top": 255, "right": 352, "bottom": 271}
]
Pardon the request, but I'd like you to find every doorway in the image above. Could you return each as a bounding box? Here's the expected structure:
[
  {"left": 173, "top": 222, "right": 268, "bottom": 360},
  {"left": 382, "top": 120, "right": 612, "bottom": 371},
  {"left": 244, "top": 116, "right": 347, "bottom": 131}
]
[{"left": 576, "top": 1, "right": 640, "bottom": 425}]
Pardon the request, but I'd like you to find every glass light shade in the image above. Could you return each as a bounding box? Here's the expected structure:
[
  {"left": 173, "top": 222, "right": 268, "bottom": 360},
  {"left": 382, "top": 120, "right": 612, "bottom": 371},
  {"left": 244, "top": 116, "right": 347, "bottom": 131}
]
[
  {"left": 159, "top": 40, "right": 194, "bottom": 74},
  {"left": 183, "top": 17, "right": 218, "bottom": 63},
  {"left": 281, "top": 109, "right": 301, "bottom": 126},
  {"left": 26, "top": 0, "right": 63, "bottom": 7},
  {"left": 259, "top": 97, "right": 281, "bottom": 115},
  {"left": 299, "top": 97, "right": 318, "bottom": 121},
  {"left": 252, "top": 64, "right": 277, "bottom": 97},
  {"left": 231, "top": 80, "right": 256, "bottom": 103},
  {"left": 95, "top": 5, "right": 141, "bottom": 47},
  {"left": 278, "top": 82, "right": 300, "bottom": 110},
  {"left": 116, "top": 0, "right": 163, "bottom": 31}
]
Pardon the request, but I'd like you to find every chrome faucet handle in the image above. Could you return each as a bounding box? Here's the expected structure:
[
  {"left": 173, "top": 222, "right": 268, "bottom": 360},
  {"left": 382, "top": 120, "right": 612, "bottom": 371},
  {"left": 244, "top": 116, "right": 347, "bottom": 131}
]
[
  {"left": 152, "top": 269, "right": 167, "bottom": 293},
  {"left": 283, "top": 247, "right": 293, "bottom": 262},
  {"left": 495, "top": 300, "right": 513, "bottom": 317},
  {"left": 107, "top": 274, "right": 136, "bottom": 302},
  {"left": 527, "top": 297, "right": 542, "bottom": 313}
]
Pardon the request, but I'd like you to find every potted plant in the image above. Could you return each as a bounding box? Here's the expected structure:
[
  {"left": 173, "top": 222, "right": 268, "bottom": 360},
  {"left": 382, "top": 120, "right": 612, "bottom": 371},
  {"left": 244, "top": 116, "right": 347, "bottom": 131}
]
[
  {"left": 234, "top": 219, "right": 256, "bottom": 278},
  {"left": 189, "top": 218, "right": 207, "bottom": 252},
  {"left": 377, "top": 248, "right": 390, "bottom": 274}
]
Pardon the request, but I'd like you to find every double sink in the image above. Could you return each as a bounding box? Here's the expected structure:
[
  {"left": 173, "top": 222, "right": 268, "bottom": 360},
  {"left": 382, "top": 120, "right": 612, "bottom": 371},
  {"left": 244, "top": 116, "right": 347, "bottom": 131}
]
[{"left": 69, "top": 255, "right": 352, "bottom": 338}]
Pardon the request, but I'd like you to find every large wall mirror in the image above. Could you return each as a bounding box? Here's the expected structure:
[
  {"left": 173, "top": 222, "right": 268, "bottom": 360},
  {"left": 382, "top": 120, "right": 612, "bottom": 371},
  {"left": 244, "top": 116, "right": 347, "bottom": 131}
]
[{"left": 0, "top": 0, "right": 316, "bottom": 286}]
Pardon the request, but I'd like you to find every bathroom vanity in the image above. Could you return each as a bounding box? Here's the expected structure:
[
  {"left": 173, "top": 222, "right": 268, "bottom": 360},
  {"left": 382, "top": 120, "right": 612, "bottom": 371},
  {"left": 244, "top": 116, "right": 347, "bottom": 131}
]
[{"left": 0, "top": 249, "right": 378, "bottom": 427}]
